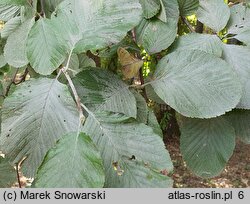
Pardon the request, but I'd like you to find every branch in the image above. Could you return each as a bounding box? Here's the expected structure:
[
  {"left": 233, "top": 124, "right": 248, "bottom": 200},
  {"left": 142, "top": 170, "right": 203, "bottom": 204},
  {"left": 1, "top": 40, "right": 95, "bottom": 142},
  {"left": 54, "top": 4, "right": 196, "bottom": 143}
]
[
  {"left": 4, "top": 68, "right": 19, "bottom": 97},
  {"left": 13, "top": 68, "right": 29, "bottom": 85},
  {"left": 181, "top": 16, "right": 195, "bottom": 33},
  {"left": 16, "top": 163, "right": 22, "bottom": 188},
  {"left": 56, "top": 50, "right": 85, "bottom": 131},
  {"left": 62, "top": 69, "right": 85, "bottom": 125}
]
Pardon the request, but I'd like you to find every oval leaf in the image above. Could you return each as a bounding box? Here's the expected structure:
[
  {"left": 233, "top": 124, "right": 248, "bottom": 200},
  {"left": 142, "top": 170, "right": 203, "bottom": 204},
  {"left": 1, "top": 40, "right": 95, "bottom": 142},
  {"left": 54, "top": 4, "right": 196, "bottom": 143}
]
[
  {"left": 197, "top": 0, "right": 230, "bottom": 32},
  {"left": 27, "top": 18, "right": 67, "bottom": 75},
  {"left": 54, "top": 0, "right": 142, "bottom": 53},
  {"left": 4, "top": 18, "right": 34, "bottom": 68},
  {"left": 151, "top": 50, "right": 242, "bottom": 118},
  {"left": 180, "top": 116, "right": 235, "bottom": 178},
  {"left": 136, "top": 18, "right": 177, "bottom": 54},
  {"left": 33, "top": 132, "right": 105, "bottom": 188}
]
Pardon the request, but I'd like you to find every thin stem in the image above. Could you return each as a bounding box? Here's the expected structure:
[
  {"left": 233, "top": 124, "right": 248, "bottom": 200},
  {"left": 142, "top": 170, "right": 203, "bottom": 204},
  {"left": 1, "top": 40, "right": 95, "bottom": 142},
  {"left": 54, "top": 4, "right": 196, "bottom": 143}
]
[
  {"left": 16, "top": 163, "right": 21, "bottom": 188},
  {"left": 64, "top": 49, "right": 74, "bottom": 73},
  {"left": 181, "top": 16, "right": 195, "bottom": 33},
  {"left": 4, "top": 68, "right": 19, "bottom": 97},
  {"left": 39, "top": 0, "right": 46, "bottom": 17},
  {"left": 129, "top": 81, "right": 153, "bottom": 89}
]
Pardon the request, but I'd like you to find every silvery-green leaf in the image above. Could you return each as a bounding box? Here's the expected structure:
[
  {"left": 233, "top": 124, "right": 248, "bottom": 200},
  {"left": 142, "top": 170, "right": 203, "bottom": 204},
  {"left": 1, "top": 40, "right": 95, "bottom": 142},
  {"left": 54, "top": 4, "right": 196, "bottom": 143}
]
[
  {"left": 0, "top": 78, "right": 79, "bottom": 177},
  {"left": 178, "top": 0, "right": 199, "bottom": 16},
  {"left": 222, "top": 44, "right": 250, "bottom": 109},
  {"left": 180, "top": 116, "right": 235, "bottom": 178},
  {"left": 151, "top": 50, "right": 242, "bottom": 118},
  {"left": 171, "top": 33, "right": 223, "bottom": 57},
  {"left": 197, "top": 0, "right": 230, "bottom": 32},
  {"left": 83, "top": 112, "right": 173, "bottom": 187},
  {"left": 4, "top": 18, "right": 34, "bottom": 68},
  {"left": 73, "top": 69, "right": 137, "bottom": 118},
  {"left": 33, "top": 132, "right": 105, "bottom": 188}
]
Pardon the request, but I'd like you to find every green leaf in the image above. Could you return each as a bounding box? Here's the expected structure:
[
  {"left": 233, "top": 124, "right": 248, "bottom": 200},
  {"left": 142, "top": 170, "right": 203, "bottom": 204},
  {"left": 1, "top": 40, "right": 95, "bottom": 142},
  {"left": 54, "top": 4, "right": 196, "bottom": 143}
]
[
  {"left": 0, "top": 39, "right": 6, "bottom": 68},
  {"left": 73, "top": 69, "right": 137, "bottom": 118},
  {"left": 33, "top": 132, "right": 105, "bottom": 188},
  {"left": 227, "top": 3, "right": 250, "bottom": 35},
  {"left": 43, "top": 0, "right": 64, "bottom": 17},
  {"left": 197, "top": 0, "right": 230, "bottom": 32},
  {"left": 82, "top": 112, "right": 173, "bottom": 187},
  {"left": 133, "top": 90, "right": 163, "bottom": 137},
  {"left": 234, "top": 29, "right": 250, "bottom": 45},
  {"left": 136, "top": 18, "right": 177, "bottom": 54},
  {"left": 0, "top": 0, "right": 28, "bottom": 6},
  {"left": 158, "top": 0, "right": 179, "bottom": 24},
  {"left": 151, "top": 50, "right": 242, "bottom": 118},
  {"left": 53, "top": 0, "right": 142, "bottom": 53},
  {"left": 0, "top": 5, "right": 20, "bottom": 21},
  {"left": 177, "top": 0, "right": 199, "bottom": 16},
  {"left": 225, "top": 109, "right": 250, "bottom": 144},
  {"left": 1, "top": 16, "right": 21, "bottom": 39},
  {"left": 78, "top": 54, "right": 96, "bottom": 69},
  {"left": 179, "top": 116, "right": 235, "bottom": 178},
  {"left": 0, "top": 78, "right": 79, "bottom": 177},
  {"left": 145, "top": 84, "right": 165, "bottom": 104},
  {"left": 4, "top": 18, "right": 34, "bottom": 68},
  {"left": 0, "top": 156, "right": 16, "bottom": 188},
  {"left": 222, "top": 44, "right": 250, "bottom": 109},
  {"left": 139, "top": 0, "right": 161, "bottom": 19},
  {"left": 27, "top": 18, "right": 67, "bottom": 75},
  {"left": 170, "top": 33, "right": 223, "bottom": 57}
]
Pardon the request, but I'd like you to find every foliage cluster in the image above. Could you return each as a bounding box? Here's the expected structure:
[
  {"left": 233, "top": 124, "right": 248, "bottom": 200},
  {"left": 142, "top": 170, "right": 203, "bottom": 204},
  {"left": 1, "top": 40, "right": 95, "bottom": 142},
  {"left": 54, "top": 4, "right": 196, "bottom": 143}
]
[{"left": 0, "top": 0, "right": 250, "bottom": 187}]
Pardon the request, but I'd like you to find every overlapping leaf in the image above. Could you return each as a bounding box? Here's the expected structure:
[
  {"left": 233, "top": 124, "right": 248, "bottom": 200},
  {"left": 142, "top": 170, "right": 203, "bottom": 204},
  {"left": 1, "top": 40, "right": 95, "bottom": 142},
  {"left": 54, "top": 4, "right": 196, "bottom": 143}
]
[
  {"left": 27, "top": 18, "right": 67, "bottom": 75},
  {"left": 227, "top": 3, "right": 250, "bottom": 45},
  {"left": 133, "top": 90, "right": 163, "bottom": 137},
  {"left": 139, "top": 0, "right": 161, "bottom": 19},
  {"left": 4, "top": 18, "right": 34, "bottom": 68},
  {"left": 73, "top": 69, "right": 137, "bottom": 118},
  {"left": 53, "top": 0, "right": 142, "bottom": 53},
  {"left": 136, "top": 18, "right": 177, "bottom": 54},
  {"left": 222, "top": 44, "right": 250, "bottom": 109},
  {"left": 158, "top": 0, "right": 179, "bottom": 23},
  {"left": 225, "top": 109, "right": 250, "bottom": 144},
  {"left": 0, "top": 157, "right": 16, "bottom": 188},
  {"left": 178, "top": 0, "right": 199, "bottom": 16},
  {"left": 150, "top": 50, "right": 242, "bottom": 118},
  {"left": 179, "top": 116, "right": 235, "bottom": 178},
  {"left": 197, "top": 0, "right": 230, "bottom": 32},
  {"left": 171, "top": 33, "right": 223, "bottom": 57},
  {"left": 0, "top": 78, "right": 79, "bottom": 177},
  {"left": 33, "top": 132, "right": 105, "bottom": 188},
  {"left": 0, "top": 39, "right": 6, "bottom": 68},
  {"left": 0, "top": 5, "right": 20, "bottom": 21},
  {"left": 82, "top": 112, "right": 173, "bottom": 187},
  {"left": 1, "top": 16, "right": 21, "bottom": 39}
]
